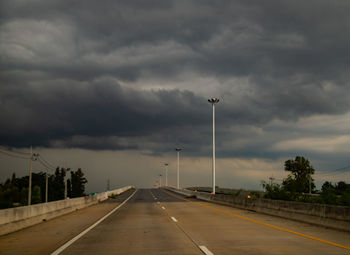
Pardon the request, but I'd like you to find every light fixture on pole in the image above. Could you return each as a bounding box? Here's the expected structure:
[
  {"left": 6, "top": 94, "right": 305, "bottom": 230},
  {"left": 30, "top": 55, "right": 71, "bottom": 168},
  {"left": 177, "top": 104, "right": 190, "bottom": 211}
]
[
  {"left": 208, "top": 97, "right": 219, "bottom": 194},
  {"left": 164, "top": 163, "right": 169, "bottom": 187},
  {"left": 175, "top": 148, "right": 182, "bottom": 189}
]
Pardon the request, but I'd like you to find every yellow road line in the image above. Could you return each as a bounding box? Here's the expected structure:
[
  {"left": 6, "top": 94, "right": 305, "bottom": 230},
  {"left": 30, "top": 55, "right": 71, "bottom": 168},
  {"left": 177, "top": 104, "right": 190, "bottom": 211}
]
[{"left": 162, "top": 189, "right": 350, "bottom": 251}]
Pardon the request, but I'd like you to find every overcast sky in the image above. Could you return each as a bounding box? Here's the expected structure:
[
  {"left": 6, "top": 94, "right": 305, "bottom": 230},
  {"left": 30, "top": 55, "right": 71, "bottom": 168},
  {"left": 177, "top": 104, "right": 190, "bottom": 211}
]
[{"left": 1, "top": 0, "right": 350, "bottom": 192}]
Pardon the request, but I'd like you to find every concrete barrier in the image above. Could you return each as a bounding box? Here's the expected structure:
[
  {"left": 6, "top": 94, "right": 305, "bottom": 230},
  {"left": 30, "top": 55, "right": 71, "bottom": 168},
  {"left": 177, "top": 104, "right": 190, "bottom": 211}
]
[
  {"left": 166, "top": 187, "right": 350, "bottom": 232},
  {"left": 0, "top": 186, "right": 134, "bottom": 236}
]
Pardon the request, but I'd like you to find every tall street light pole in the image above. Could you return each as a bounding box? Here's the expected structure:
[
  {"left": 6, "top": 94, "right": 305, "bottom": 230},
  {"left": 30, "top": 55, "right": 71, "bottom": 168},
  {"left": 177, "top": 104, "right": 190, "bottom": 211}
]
[
  {"left": 208, "top": 97, "right": 219, "bottom": 194},
  {"left": 175, "top": 148, "right": 182, "bottom": 189},
  {"left": 159, "top": 174, "right": 162, "bottom": 187},
  {"left": 164, "top": 163, "right": 169, "bottom": 187}
]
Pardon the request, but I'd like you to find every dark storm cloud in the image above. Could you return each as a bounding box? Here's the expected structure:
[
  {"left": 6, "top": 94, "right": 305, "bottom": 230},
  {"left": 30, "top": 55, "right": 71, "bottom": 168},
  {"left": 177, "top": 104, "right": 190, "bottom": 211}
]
[
  {"left": 1, "top": 0, "right": 350, "bottom": 158},
  {"left": 0, "top": 76, "right": 209, "bottom": 148}
]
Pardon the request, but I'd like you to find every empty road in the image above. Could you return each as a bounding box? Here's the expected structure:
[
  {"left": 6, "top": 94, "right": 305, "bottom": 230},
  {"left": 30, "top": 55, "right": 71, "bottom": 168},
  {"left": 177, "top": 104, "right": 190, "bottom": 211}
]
[{"left": 1, "top": 188, "right": 350, "bottom": 254}]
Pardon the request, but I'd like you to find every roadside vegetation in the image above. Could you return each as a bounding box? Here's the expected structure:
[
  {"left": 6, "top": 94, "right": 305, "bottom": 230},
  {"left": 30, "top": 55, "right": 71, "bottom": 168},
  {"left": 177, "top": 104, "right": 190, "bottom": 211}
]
[
  {"left": 261, "top": 156, "right": 350, "bottom": 206},
  {"left": 0, "top": 168, "right": 87, "bottom": 209}
]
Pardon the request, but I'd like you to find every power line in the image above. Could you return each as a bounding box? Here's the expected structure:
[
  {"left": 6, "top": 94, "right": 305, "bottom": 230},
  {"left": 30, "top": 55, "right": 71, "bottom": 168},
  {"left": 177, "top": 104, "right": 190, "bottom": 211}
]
[
  {"left": 317, "top": 165, "right": 350, "bottom": 175},
  {"left": 0, "top": 146, "right": 59, "bottom": 172},
  {"left": 38, "top": 154, "right": 56, "bottom": 169},
  {"left": 316, "top": 171, "right": 350, "bottom": 177},
  {"left": 0, "top": 146, "right": 31, "bottom": 155},
  {"left": 0, "top": 149, "right": 30, "bottom": 160},
  {"left": 6, "top": 148, "right": 31, "bottom": 155},
  {"left": 37, "top": 158, "right": 56, "bottom": 172}
]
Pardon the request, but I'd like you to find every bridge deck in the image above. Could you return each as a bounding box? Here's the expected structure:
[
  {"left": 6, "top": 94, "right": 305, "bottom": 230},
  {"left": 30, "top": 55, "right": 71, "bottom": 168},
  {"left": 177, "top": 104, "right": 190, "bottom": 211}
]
[{"left": 0, "top": 188, "right": 349, "bottom": 255}]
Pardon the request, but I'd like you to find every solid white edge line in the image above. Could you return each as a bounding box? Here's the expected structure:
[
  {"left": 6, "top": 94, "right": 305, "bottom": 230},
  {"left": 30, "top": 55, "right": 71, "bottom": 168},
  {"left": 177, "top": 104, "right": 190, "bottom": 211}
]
[
  {"left": 51, "top": 189, "right": 138, "bottom": 255},
  {"left": 199, "top": 245, "right": 214, "bottom": 255},
  {"left": 171, "top": 216, "right": 178, "bottom": 222}
]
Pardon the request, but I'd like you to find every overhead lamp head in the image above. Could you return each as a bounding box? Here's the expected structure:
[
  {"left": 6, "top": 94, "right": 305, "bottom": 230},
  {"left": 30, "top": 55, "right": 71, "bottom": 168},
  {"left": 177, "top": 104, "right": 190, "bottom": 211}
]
[
  {"left": 175, "top": 148, "right": 182, "bottom": 151},
  {"left": 208, "top": 97, "right": 219, "bottom": 104}
]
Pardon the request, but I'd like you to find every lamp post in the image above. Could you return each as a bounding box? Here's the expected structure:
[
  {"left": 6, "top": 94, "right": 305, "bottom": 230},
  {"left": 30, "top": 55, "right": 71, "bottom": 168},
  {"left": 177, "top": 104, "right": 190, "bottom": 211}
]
[
  {"left": 159, "top": 174, "right": 162, "bottom": 187},
  {"left": 208, "top": 97, "right": 219, "bottom": 194},
  {"left": 175, "top": 148, "right": 182, "bottom": 189},
  {"left": 164, "top": 163, "right": 169, "bottom": 187}
]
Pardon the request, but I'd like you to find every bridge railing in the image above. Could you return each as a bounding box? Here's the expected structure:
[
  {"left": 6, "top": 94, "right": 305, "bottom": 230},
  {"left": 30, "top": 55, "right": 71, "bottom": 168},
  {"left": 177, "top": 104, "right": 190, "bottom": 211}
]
[
  {"left": 0, "top": 185, "right": 134, "bottom": 236},
  {"left": 165, "top": 186, "right": 350, "bottom": 232}
]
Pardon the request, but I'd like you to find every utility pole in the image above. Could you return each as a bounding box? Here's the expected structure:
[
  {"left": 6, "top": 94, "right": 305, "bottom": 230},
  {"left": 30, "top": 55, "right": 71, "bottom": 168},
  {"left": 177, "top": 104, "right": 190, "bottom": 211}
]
[
  {"left": 175, "top": 148, "right": 182, "bottom": 189},
  {"left": 107, "top": 179, "right": 110, "bottom": 191},
  {"left": 45, "top": 167, "right": 48, "bottom": 203},
  {"left": 28, "top": 148, "right": 38, "bottom": 205},
  {"left": 164, "top": 163, "right": 169, "bottom": 187},
  {"left": 269, "top": 176, "right": 275, "bottom": 186},
  {"left": 28, "top": 146, "right": 33, "bottom": 206},
  {"left": 208, "top": 98, "right": 219, "bottom": 194}
]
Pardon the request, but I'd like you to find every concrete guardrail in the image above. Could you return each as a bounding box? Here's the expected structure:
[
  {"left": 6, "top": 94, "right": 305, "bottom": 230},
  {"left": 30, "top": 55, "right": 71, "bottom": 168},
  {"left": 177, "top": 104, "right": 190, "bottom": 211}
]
[
  {"left": 165, "top": 187, "right": 350, "bottom": 232},
  {"left": 0, "top": 185, "right": 134, "bottom": 236}
]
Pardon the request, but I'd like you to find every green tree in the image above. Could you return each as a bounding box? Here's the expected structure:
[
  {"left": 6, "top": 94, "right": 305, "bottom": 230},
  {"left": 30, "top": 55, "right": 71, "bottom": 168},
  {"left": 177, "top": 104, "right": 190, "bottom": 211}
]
[
  {"left": 32, "top": 185, "right": 41, "bottom": 204},
  {"left": 50, "top": 168, "right": 66, "bottom": 200},
  {"left": 10, "top": 186, "right": 20, "bottom": 204},
  {"left": 67, "top": 179, "right": 72, "bottom": 198},
  {"left": 321, "top": 181, "right": 350, "bottom": 206},
  {"left": 71, "top": 168, "right": 87, "bottom": 198},
  {"left": 32, "top": 172, "right": 46, "bottom": 202},
  {"left": 261, "top": 181, "right": 291, "bottom": 200},
  {"left": 335, "top": 181, "right": 348, "bottom": 194},
  {"left": 0, "top": 188, "right": 13, "bottom": 209},
  {"left": 20, "top": 187, "right": 28, "bottom": 205},
  {"left": 283, "top": 156, "right": 315, "bottom": 194}
]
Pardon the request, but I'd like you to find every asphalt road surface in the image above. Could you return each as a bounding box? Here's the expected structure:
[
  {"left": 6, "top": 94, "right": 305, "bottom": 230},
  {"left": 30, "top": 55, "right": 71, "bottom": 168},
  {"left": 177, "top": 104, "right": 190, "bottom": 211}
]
[{"left": 1, "top": 188, "right": 350, "bottom": 255}]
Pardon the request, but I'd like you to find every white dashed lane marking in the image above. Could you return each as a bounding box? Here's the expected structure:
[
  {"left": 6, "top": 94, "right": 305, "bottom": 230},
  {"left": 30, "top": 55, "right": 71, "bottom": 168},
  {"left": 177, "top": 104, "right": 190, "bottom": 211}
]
[{"left": 199, "top": 246, "right": 214, "bottom": 255}]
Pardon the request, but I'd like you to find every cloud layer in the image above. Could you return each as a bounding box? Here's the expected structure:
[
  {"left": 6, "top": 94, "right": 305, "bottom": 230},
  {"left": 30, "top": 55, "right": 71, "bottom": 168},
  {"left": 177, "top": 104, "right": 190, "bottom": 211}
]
[{"left": 1, "top": 0, "right": 350, "bottom": 164}]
